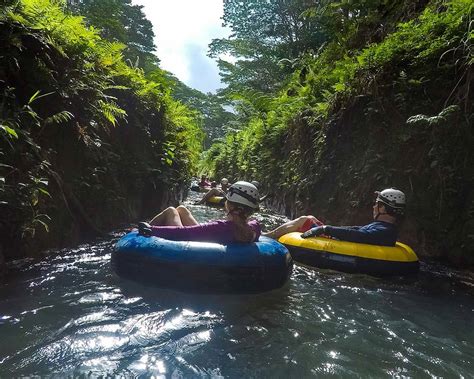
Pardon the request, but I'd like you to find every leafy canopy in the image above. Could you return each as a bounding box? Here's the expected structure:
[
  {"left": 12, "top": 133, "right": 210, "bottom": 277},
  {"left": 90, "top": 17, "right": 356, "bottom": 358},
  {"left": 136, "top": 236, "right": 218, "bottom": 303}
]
[{"left": 68, "top": 0, "right": 159, "bottom": 71}]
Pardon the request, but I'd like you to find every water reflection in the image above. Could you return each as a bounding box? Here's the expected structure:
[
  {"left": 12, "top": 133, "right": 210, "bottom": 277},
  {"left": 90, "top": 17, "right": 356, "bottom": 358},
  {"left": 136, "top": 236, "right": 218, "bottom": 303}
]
[
  {"left": 0, "top": 191, "right": 473, "bottom": 376},
  {"left": 128, "top": 354, "right": 167, "bottom": 377}
]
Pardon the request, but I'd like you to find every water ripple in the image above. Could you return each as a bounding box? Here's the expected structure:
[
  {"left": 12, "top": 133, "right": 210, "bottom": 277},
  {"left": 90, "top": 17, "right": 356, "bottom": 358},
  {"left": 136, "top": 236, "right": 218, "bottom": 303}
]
[{"left": 1, "top": 197, "right": 474, "bottom": 376}]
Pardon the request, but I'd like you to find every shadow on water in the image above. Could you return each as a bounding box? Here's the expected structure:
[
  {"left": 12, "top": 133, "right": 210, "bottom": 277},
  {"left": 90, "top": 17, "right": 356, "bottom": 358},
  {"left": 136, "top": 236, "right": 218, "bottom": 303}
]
[
  {"left": 294, "top": 258, "right": 474, "bottom": 299},
  {"left": 112, "top": 274, "right": 293, "bottom": 323}
]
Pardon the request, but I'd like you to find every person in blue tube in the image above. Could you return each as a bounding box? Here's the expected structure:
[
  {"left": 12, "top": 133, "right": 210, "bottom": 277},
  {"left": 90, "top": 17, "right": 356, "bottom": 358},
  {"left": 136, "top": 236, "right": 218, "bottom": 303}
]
[{"left": 262, "top": 188, "right": 406, "bottom": 246}]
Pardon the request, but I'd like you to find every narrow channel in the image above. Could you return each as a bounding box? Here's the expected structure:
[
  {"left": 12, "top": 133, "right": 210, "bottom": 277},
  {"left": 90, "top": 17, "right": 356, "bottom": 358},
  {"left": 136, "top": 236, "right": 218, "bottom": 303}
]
[{"left": 0, "top": 191, "right": 473, "bottom": 377}]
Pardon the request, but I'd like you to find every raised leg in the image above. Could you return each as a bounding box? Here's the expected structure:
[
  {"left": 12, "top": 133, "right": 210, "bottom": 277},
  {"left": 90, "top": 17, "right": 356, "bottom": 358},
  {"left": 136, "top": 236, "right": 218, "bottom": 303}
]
[
  {"left": 176, "top": 205, "right": 199, "bottom": 226},
  {"left": 196, "top": 188, "right": 223, "bottom": 204},
  {"left": 149, "top": 206, "right": 183, "bottom": 226}
]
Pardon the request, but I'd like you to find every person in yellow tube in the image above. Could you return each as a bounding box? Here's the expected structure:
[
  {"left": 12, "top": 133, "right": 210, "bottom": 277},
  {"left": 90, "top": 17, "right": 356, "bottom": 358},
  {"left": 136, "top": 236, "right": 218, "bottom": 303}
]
[
  {"left": 195, "top": 178, "right": 230, "bottom": 205},
  {"left": 262, "top": 188, "right": 405, "bottom": 247}
]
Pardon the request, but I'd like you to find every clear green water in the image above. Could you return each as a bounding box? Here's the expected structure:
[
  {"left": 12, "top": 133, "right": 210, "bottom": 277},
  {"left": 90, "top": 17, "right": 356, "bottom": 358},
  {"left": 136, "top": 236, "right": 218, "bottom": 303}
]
[{"left": 1, "top": 193, "right": 473, "bottom": 377}]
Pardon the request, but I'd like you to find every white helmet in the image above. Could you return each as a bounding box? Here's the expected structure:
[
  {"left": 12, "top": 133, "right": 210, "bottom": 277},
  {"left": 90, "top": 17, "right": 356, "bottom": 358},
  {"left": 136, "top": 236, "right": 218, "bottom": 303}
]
[
  {"left": 250, "top": 180, "right": 260, "bottom": 188},
  {"left": 375, "top": 188, "right": 406, "bottom": 212},
  {"left": 226, "top": 181, "right": 260, "bottom": 209}
]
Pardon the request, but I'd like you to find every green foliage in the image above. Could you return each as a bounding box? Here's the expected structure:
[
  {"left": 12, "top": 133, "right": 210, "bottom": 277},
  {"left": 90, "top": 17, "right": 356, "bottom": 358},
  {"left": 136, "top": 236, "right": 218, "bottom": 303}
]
[
  {"left": 209, "top": 0, "right": 331, "bottom": 94},
  {"left": 68, "top": 0, "right": 159, "bottom": 71},
  {"left": 205, "top": 0, "right": 474, "bottom": 261},
  {"left": 163, "top": 72, "right": 237, "bottom": 147},
  {"left": 97, "top": 99, "right": 127, "bottom": 127},
  {"left": 0, "top": 125, "right": 19, "bottom": 139},
  {"left": 0, "top": 0, "right": 203, "bottom": 258}
]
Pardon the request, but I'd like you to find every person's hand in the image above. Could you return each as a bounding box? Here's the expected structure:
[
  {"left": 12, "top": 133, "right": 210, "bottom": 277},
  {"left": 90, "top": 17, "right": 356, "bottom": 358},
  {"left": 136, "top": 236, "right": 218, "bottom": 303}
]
[
  {"left": 138, "top": 222, "right": 152, "bottom": 237},
  {"left": 301, "top": 226, "right": 325, "bottom": 239},
  {"left": 308, "top": 215, "right": 324, "bottom": 226}
]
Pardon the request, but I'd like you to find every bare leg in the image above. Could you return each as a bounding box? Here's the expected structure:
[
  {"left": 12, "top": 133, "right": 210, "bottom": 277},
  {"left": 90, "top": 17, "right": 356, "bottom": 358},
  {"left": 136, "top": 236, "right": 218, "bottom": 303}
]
[
  {"left": 149, "top": 207, "right": 183, "bottom": 226},
  {"left": 196, "top": 188, "right": 223, "bottom": 204},
  {"left": 176, "top": 205, "right": 199, "bottom": 226},
  {"left": 262, "top": 215, "right": 320, "bottom": 240}
]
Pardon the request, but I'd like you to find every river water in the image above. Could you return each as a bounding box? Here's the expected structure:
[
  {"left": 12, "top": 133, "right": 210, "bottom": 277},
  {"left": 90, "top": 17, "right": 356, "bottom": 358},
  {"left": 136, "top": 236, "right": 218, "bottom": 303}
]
[{"left": 1, "top": 192, "right": 473, "bottom": 377}]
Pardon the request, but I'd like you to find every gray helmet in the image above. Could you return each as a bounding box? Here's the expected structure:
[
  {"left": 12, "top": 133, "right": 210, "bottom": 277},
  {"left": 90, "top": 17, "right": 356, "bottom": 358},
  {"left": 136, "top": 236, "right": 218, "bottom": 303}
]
[
  {"left": 250, "top": 180, "right": 260, "bottom": 188},
  {"left": 226, "top": 181, "right": 260, "bottom": 209},
  {"left": 375, "top": 188, "right": 406, "bottom": 214}
]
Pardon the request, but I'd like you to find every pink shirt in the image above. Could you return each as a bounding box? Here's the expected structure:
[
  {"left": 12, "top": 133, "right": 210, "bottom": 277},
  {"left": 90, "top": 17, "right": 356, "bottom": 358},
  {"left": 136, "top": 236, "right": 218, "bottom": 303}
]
[
  {"left": 149, "top": 220, "right": 261, "bottom": 243},
  {"left": 198, "top": 180, "right": 211, "bottom": 187}
]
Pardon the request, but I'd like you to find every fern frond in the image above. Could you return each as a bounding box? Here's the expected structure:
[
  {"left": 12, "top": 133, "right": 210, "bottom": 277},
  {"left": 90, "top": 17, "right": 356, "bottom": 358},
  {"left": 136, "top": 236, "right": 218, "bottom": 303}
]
[
  {"left": 97, "top": 100, "right": 127, "bottom": 127},
  {"left": 44, "top": 110, "right": 74, "bottom": 125}
]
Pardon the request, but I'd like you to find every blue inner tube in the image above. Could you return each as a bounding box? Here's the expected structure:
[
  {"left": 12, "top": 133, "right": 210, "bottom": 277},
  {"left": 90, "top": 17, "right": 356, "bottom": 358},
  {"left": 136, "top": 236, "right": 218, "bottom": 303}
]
[{"left": 112, "top": 232, "right": 293, "bottom": 293}]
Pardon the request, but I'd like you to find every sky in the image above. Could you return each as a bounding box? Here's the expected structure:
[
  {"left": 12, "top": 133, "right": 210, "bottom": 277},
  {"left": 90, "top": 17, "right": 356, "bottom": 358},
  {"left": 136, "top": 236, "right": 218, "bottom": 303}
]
[{"left": 132, "top": 0, "right": 231, "bottom": 94}]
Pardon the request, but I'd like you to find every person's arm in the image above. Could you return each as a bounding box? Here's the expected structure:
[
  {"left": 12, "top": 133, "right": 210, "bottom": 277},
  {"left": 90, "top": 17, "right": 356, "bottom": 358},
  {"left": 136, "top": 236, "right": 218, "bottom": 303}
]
[
  {"left": 195, "top": 188, "right": 217, "bottom": 204},
  {"left": 148, "top": 224, "right": 194, "bottom": 240},
  {"left": 249, "top": 220, "right": 262, "bottom": 241},
  {"left": 150, "top": 221, "right": 235, "bottom": 243},
  {"left": 323, "top": 225, "right": 396, "bottom": 246}
]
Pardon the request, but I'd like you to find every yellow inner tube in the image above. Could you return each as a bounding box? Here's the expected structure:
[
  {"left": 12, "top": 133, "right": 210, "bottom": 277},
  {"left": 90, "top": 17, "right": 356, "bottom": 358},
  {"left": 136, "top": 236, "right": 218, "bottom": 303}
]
[
  {"left": 206, "top": 196, "right": 224, "bottom": 205},
  {"left": 278, "top": 232, "right": 418, "bottom": 262}
]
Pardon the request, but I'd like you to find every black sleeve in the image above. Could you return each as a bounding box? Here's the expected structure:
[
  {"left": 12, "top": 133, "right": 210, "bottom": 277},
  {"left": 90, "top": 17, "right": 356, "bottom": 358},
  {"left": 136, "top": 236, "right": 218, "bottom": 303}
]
[
  {"left": 324, "top": 225, "right": 380, "bottom": 245},
  {"left": 345, "top": 226, "right": 361, "bottom": 230}
]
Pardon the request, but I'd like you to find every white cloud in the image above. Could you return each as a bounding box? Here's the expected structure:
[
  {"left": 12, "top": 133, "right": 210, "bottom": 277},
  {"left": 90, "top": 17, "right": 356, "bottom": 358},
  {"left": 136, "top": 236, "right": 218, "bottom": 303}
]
[{"left": 132, "top": 0, "right": 230, "bottom": 93}]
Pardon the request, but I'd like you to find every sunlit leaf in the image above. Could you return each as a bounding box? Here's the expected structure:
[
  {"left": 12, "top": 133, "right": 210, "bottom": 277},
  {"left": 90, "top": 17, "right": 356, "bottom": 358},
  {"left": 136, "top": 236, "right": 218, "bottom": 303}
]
[{"left": 0, "top": 125, "right": 18, "bottom": 139}]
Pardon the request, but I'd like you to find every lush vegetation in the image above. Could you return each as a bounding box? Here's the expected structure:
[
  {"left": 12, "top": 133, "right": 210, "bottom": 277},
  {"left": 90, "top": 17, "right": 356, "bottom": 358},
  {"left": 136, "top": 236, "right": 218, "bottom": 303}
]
[
  {"left": 67, "top": 0, "right": 159, "bottom": 72},
  {"left": 203, "top": 0, "right": 473, "bottom": 264},
  {"left": 1, "top": 0, "right": 472, "bottom": 268},
  {"left": 0, "top": 0, "right": 203, "bottom": 261},
  {"left": 165, "top": 75, "right": 236, "bottom": 148}
]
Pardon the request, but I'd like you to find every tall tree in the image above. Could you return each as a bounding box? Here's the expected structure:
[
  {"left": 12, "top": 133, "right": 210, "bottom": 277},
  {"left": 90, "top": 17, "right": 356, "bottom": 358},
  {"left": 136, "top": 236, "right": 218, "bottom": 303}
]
[
  {"left": 68, "top": 0, "right": 158, "bottom": 70},
  {"left": 157, "top": 72, "right": 236, "bottom": 147},
  {"left": 209, "top": 0, "right": 329, "bottom": 94}
]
